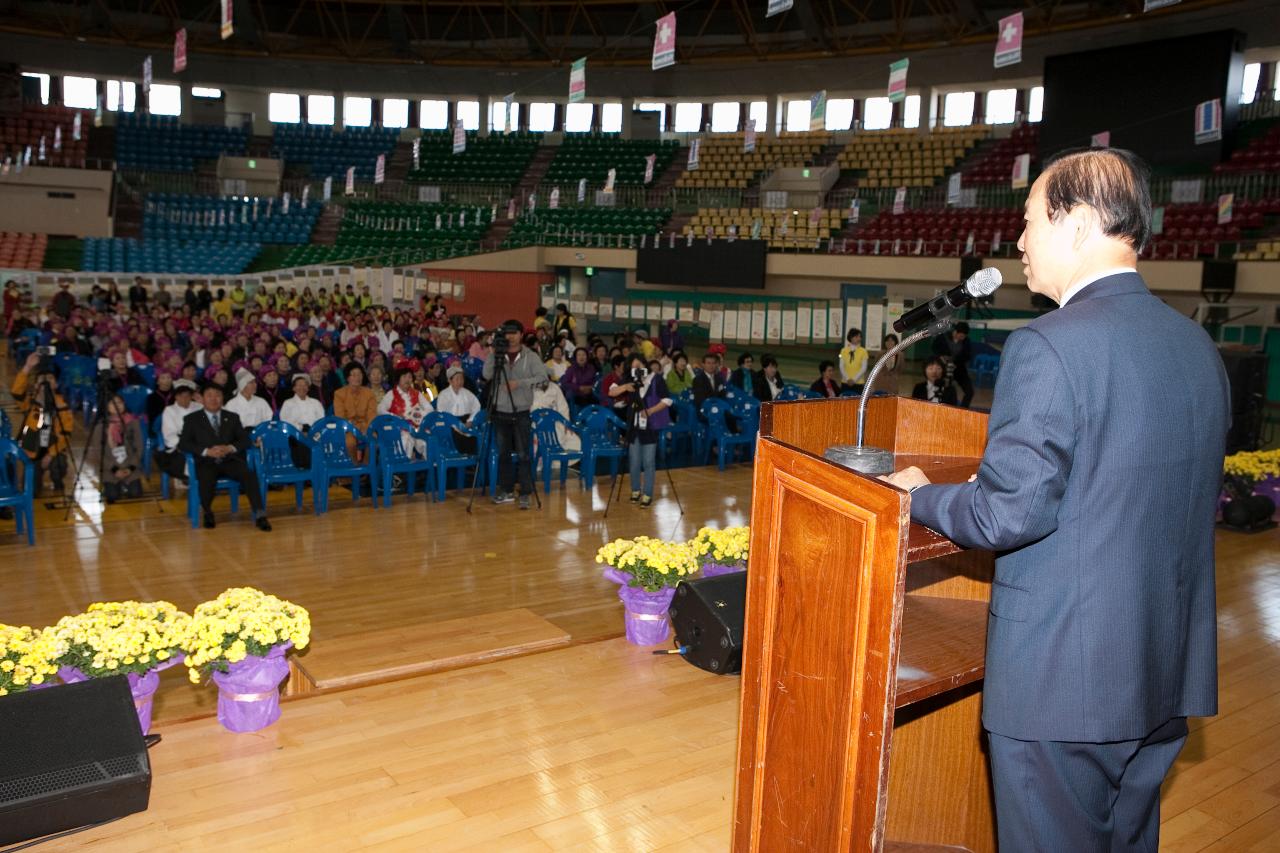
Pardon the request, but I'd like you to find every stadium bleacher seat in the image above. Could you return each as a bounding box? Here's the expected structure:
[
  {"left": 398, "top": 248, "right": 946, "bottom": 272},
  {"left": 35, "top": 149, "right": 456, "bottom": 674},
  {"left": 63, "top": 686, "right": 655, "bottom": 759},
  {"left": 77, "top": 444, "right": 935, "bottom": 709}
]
[
  {"left": 0, "top": 232, "right": 49, "bottom": 269},
  {"left": 1214, "top": 123, "right": 1280, "bottom": 174},
  {"left": 115, "top": 113, "right": 247, "bottom": 172},
  {"left": 838, "top": 126, "right": 985, "bottom": 189},
  {"left": 406, "top": 131, "right": 539, "bottom": 186},
  {"left": 270, "top": 125, "right": 399, "bottom": 182},
  {"left": 683, "top": 207, "right": 846, "bottom": 251},
  {"left": 844, "top": 206, "right": 1024, "bottom": 255},
  {"left": 503, "top": 207, "right": 671, "bottom": 248},
  {"left": 543, "top": 136, "right": 679, "bottom": 188},
  {"left": 143, "top": 192, "right": 320, "bottom": 245},
  {"left": 80, "top": 237, "right": 259, "bottom": 274},
  {"left": 962, "top": 124, "right": 1038, "bottom": 185},
  {"left": 0, "top": 104, "right": 91, "bottom": 168},
  {"left": 677, "top": 131, "right": 832, "bottom": 190}
]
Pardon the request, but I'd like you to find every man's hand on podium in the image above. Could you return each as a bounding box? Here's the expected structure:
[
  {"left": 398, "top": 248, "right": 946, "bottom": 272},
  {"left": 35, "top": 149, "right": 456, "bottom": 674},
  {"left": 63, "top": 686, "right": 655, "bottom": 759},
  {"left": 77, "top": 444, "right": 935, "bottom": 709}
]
[{"left": 881, "top": 466, "right": 931, "bottom": 492}]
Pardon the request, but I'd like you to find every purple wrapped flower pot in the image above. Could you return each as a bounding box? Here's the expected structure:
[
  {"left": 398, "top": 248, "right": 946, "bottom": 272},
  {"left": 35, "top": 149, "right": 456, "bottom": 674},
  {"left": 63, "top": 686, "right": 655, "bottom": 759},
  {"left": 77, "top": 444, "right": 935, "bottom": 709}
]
[
  {"left": 701, "top": 561, "right": 745, "bottom": 578},
  {"left": 56, "top": 666, "right": 161, "bottom": 734},
  {"left": 617, "top": 585, "right": 677, "bottom": 646},
  {"left": 210, "top": 643, "right": 291, "bottom": 733}
]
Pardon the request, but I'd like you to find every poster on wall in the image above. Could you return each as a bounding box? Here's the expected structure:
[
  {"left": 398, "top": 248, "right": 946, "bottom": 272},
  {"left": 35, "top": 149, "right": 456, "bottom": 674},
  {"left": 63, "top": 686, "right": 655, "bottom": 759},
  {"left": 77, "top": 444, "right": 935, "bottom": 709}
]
[
  {"left": 864, "top": 303, "right": 886, "bottom": 351},
  {"left": 782, "top": 308, "right": 797, "bottom": 343},
  {"left": 597, "top": 297, "right": 613, "bottom": 320},
  {"left": 736, "top": 307, "right": 752, "bottom": 344},
  {"left": 766, "top": 303, "right": 782, "bottom": 344},
  {"left": 844, "top": 303, "right": 862, "bottom": 342},
  {"left": 828, "top": 304, "right": 844, "bottom": 343},
  {"left": 751, "top": 305, "right": 766, "bottom": 343},
  {"left": 584, "top": 299, "right": 598, "bottom": 317},
  {"left": 722, "top": 309, "right": 738, "bottom": 341},
  {"left": 646, "top": 303, "right": 662, "bottom": 321},
  {"left": 569, "top": 297, "right": 584, "bottom": 316},
  {"left": 811, "top": 304, "right": 827, "bottom": 343},
  {"left": 679, "top": 305, "right": 696, "bottom": 323},
  {"left": 795, "top": 304, "right": 811, "bottom": 343},
  {"left": 709, "top": 308, "right": 724, "bottom": 340}
]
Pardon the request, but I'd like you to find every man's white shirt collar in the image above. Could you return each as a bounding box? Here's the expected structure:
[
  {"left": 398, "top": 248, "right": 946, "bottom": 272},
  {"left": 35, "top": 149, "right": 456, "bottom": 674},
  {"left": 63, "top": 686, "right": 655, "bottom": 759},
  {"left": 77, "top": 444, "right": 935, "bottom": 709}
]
[{"left": 1058, "top": 267, "right": 1137, "bottom": 307}]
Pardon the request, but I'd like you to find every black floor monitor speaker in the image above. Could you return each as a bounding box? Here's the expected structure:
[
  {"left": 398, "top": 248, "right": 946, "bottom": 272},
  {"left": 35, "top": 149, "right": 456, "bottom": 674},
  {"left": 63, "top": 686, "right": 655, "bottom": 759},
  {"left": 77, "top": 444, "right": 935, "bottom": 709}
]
[
  {"left": 670, "top": 571, "right": 747, "bottom": 675},
  {"left": 0, "top": 676, "right": 152, "bottom": 845},
  {"left": 1219, "top": 348, "right": 1268, "bottom": 455}
]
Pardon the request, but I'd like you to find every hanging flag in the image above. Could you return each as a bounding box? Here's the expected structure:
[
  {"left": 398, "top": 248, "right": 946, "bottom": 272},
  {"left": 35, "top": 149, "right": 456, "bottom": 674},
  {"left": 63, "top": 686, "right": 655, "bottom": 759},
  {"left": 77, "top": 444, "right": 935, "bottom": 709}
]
[
  {"left": 604, "top": 168, "right": 616, "bottom": 194},
  {"left": 849, "top": 198, "right": 861, "bottom": 224},
  {"left": 282, "top": 192, "right": 291, "bottom": 215},
  {"left": 374, "top": 154, "right": 386, "bottom": 185},
  {"left": 1218, "top": 193, "right": 1234, "bottom": 225},
  {"left": 809, "top": 90, "right": 827, "bottom": 132},
  {"left": 947, "top": 173, "right": 962, "bottom": 205},
  {"left": 301, "top": 185, "right": 309, "bottom": 209},
  {"left": 240, "top": 201, "right": 247, "bottom": 223},
  {"left": 993, "top": 12, "right": 1023, "bottom": 68},
  {"left": 686, "top": 232, "right": 694, "bottom": 247},
  {"left": 1194, "top": 99, "right": 1222, "bottom": 145},
  {"left": 252, "top": 198, "right": 260, "bottom": 221},
  {"left": 991, "top": 230, "right": 1003, "bottom": 254},
  {"left": 1143, "top": 0, "right": 1180, "bottom": 10},
  {"left": 577, "top": 178, "right": 587, "bottom": 202},
  {"left": 452, "top": 120, "right": 466, "bottom": 154},
  {"left": 751, "top": 218, "right": 762, "bottom": 240},
  {"left": 727, "top": 225, "right": 738, "bottom": 242},
  {"left": 809, "top": 207, "right": 821, "bottom": 227},
  {"left": 1091, "top": 131, "right": 1111, "bottom": 148},
  {"left": 548, "top": 187, "right": 560, "bottom": 210},
  {"left": 744, "top": 119, "right": 756, "bottom": 153},
  {"left": 345, "top": 167, "right": 355, "bottom": 196},
  {"left": 569, "top": 58, "right": 587, "bottom": 103},
  {"left": 914, "top": 238, "right": 924, "bottom": 255},
  {"left": 965, "top": 232, "right": 976, "bottom": 255},
  {"left": 435, "top": 214, "right": 442, "bottom": 230},
  {"left": 1011, "top": 153, "right": 1031, "bottom": 190},
  {"left": 766, "top": 0, "right": 794, "bottom": 17},
  {"left": 507, "top": 198, "right": 516, "bottom": 219},
  {"left": 641, "top": 234, "right": 648, "bottom": 248},
  {"left": 887, "top": 59, "right": 909, "bottom": 103},
  {"left": 1151, "top": 206, "right": 1165, "bottom": 235},
  {"left": 1, "top": 158, "right": 9, "bottom": 176},
  {"left": 652, "top": 12, "right": 676, "bottom": 70},
  {"left": 218, "top": 209, "right": 226, "bottom": 226},
  {"left": 265, "top": 197, "right": 274, "bottom": 217},
  {"left": 527, "top": 193, "right": 537, "bottom": 213},
  {"left": 892, "top": 187, "right": 906, "bottom": 215},
  {"left": 323, "top": 176, "right": 333, "bottom": 201},
  {"left": 490, "top": 202, "right": 497, "bottom": 220},
  {"left": 53, "top": 125, "right": 62, "bottom": 152},
  {"left": 503, "top": 93, "right": 514, "bottom": 133},
  {"left": 687, "top": 138, "right": 700, "bottom": 170},
  {"left": 142, "top": 56, "right": 153, "bottom": 96},
  {"left": 174, "top": 28, "right": 188, "bottom": 73},
  {"left": 412, "top": 137, "right": 420, "bottom": 169},
  {"left": 778, "top": 217, "right": 789, "bottom": 237},
  {"left": 221, "top": 0, "right": 234, "bottom": 39},
  {"left": 73, "top": 113, "right": 82, "bottom": 141},
  {"left": 37, "top": 136, "right": 45, "bottom": 161},
  {"left": 644, "top": 154, "right": 656, "bottom": 184}
]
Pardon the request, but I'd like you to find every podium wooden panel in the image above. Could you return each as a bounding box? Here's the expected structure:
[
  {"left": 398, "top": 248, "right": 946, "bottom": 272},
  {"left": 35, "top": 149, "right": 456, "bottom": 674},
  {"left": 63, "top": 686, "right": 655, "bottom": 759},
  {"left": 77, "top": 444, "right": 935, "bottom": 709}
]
[{"left": 733, "top": 396, "right": 996, "bottom": 853}]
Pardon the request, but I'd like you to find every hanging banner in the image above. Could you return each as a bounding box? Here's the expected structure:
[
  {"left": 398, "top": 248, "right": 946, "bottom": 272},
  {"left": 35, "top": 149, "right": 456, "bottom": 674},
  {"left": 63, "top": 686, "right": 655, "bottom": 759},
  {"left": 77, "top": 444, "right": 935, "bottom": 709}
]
[
  {"left": 604, "top": 168, "right": 616, "bottom": 194},
  {"left": 652, "top": 12, "right": 677, "bottom": 70},
  {"left": 37, "top": 136, "right": 45, "bottom": 161},
  {"left": 892, "top": 187, "right": 907, "bottom": 215},
  {"left": 887, "top": 58, "right": 909, "bottom": 103},
  {"left": 73, "top": 113, "right": 82, "bottom": 141},
  {"left": 549, "top": 187, "right": 560, "bottom": 209},
  {"left": 412, "top": 137, "right": 420, "bottom": 169},
  {"left": 53, "top": 125, "right": 62, "bottom": 152},
  {"left": 301, "top": 184, "right": 310, "bottom": 208},
  {"left": 849, "top": 198, "right": 861, "bottom": 224},
  {"left": 503, "top": 93, "right": 514, "bottom": 133},
  {"left": 323, "top": 176, "right": 333, "bottom": 201},
  {"left": 687, "top": 138, "right": 700, "bottom": 170},
  {"left": 766, "top": 0, "right": 794, "bottom": 16},
  {"left": 1194, "top": 98, "right": 1222, "bottom": 145},
  {"left": 374, "top": 154, "right": 386, "bottom": 185},
  {"left": 220, "top": 0, "right": 234, "bottom": 40},
  {"left": 528, "top": 193, "right": 537, "bottom": 213},
  {"left": 809, "top": 90, "right": 827, "bottom": 132},
  {"left": 569, "top": 57, "right": 586, "bottom": 103},
  {"left": 507, "top": 198, "right": 517, "bottom": 219},
  {"left": 644, "top": 153, "right": 656, "bottom": 184},
  {"left": 993, "top": 12, "right": 1023, "bottom": 68},
  {"left": 1091, "top": 131, "right": 1111, "bottom": 148},
  {"left": 744, "top": 118, "right": 756, "bottom": 153},
  {"left": 452, "top": 120, "right": 466, "bottom": 154},
  {"left": 142, "top": 56, "right": 153, "bottom": 96},
  {"left": 1151, "top": 207, "right": 1165, "bottom": 235},
  {"left": 947, "top": 173, "right": 962, "bottom": 205},
  {"left": 281, "top": 192, "right": 291, "bottom": 215},
  {"left": 1218, "top": 193, "right": 1234, "bottom": 225},
  {"left": 577, "top": 178, "right": 587, "bottom": 202},
  {"left": 174, "top": 28, "right": 188, "bottom": 74},
  {"left": 751, "top": 218, "right": 762, "bottom": 240},
  {"left": 809, "top": 207, "right": 821, "bottom": 227},
  {"left": 1011, "top": 153, "right": 1031, "bottom": 190},
  {"left": 991, "top": 230, "right": 1003, "bottom": 254},
  {"left": 965, "top": 232, "right": 976, "bottom": 255},
  {"left": 344, "top": 167, "right": 355, "bottom": 196}
]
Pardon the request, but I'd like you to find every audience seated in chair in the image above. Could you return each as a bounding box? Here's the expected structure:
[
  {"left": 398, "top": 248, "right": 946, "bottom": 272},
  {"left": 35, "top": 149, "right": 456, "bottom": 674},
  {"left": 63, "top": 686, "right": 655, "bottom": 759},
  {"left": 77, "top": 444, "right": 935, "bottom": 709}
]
[
  {"left": 811, "top": 360, "right": 841, "bottom": 399},
  {"left": 332, "top": 363, "right": 378, "bottom": 461},
  {"left": 912, "top": 356, "right": 959, "bottom": 406},
  {"left": 753, "top": 355, "right": 785, "bottom": 402},
  {"left": 559, "top": 347, "right": 599, "bottom": 410},
  {"left": 691, "top": 352, "right": 728, "bottom": 408},
  {"left": 224, "top": 368, "right": 273, "bottom": 430},
  {"left": 156, "top": 378, "right": 202, "bottom": 483},
  {"left": 101, "top": 394, "right": 145, "bottom": 502},
  {"left": 177, "top": 384, "right": 271, "bottom": 531},
  {"left": 279, "top": 373, "right": 325, "bottom": 468}
]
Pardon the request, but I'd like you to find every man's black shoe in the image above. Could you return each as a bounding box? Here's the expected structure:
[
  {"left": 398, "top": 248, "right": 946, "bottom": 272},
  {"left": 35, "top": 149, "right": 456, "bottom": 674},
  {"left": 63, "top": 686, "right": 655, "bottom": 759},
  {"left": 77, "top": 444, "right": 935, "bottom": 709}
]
[
  {"left": 255, "top": 517, "right": 273, "bottom": 532},
  {"left": 203, "top": 512, "right": 216, "bottom": 529}
]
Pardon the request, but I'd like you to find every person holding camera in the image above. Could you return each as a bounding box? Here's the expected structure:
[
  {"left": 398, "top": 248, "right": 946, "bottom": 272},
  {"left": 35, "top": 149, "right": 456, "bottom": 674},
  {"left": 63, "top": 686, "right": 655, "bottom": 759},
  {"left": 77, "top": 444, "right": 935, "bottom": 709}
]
[
  {"left": 482, "top": 320, "right": 543, "bottom": 510},
  {"left": 609, "top": 354, "right": 673, "bottom": 509},
  {"left": 11, "top": 353, "right": 75, "bottom": 497}
]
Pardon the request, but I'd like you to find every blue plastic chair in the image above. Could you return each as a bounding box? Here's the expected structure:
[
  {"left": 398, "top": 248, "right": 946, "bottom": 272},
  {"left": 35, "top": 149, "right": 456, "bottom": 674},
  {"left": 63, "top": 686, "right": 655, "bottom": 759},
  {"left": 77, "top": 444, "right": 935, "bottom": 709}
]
[
  {"left": 660, "top": 399, "right": 701, "bottom": 467},
  {"left": 421, "top": 411, "right": 479, "bottom": 501},
  {"left": 119, "top": 384, "right": 150, "bottom": 415},
  {"left": 531, "top": 409, "right": 582, "bottom": 493},
  {"left": 577, "top": 407, "right": 627, "bottom": 489},
  {"left": 248, "top": 422, "right": 324, "bottom": 513},
  {"left": 13, "top": 329, "right": 41, "bottom": 363},
  {"left": 182, "top": 453, "right": 241, "bottom": 528},
  {"left": 133, "top": 363, "right": 157, "bottom": 389},
  {"left": 367, "top": 414, "right": 434, "bottom": 506},
  {"left": 699, "top": 398, "right": 754, "bottom": 470},
  {"left": 0, "top": 438, "right": 36, "bottom": 545},
  {"left": 310, "top": 416, "right": 376, "bottom": 512},
  {"left": 972, "top": 353, "right": 1001, "bottom": 388}
]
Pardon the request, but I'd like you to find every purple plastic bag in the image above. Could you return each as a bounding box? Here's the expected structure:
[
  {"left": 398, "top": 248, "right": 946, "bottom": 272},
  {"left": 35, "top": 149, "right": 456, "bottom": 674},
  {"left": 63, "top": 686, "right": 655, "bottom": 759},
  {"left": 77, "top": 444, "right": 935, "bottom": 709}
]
[
  {"left": 617, "top": 585, "right": 676, "bottom": 646},
  {"left": 57, "top": 666, "right": 161, "bottom": 734},
  {"left": 701, "top": 561, "right": 745, "bottom": 578},
  {"left": 210, "top": 643, "right": 291, "bottom": 733}
]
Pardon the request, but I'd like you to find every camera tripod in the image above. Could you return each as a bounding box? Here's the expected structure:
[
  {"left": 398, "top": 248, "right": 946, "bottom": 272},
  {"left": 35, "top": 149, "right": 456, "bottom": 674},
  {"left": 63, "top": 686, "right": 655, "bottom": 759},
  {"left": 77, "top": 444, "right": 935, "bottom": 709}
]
[
  {"left": 65, "top": 373, "right": 155, "bottom": 520},
  {"left": 465, "top": 345, "right": 542, "bottom": 514},
  {"left": 14, "top": 360, "right": 76, "bottom": 511},
  {"left": 602, "top": 375, "right": 683, "bottom": 520}
]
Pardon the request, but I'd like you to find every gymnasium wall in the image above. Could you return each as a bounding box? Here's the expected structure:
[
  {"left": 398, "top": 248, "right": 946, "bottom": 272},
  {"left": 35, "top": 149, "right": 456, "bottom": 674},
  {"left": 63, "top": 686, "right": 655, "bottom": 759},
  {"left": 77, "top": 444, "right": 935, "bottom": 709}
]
[{"left": 0, "top": 166, "right": 112, "bottom": 237}]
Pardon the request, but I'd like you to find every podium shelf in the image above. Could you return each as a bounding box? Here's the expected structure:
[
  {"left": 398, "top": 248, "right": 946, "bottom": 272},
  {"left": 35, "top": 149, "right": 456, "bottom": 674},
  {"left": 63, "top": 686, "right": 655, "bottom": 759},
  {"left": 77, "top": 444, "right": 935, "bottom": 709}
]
[{"left": 894, "top": 594, "right": 988, "bottom": 708}]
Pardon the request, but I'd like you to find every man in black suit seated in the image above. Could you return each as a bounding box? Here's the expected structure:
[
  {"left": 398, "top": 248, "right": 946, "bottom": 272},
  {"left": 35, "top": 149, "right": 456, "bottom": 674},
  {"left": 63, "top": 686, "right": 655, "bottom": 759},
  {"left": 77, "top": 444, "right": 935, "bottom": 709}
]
[
  {"left": 691, "top": 353, "right": 727, "bottom": 408},
  {"left": 178, "top": 384, "right": 272, "bottom": 532}
]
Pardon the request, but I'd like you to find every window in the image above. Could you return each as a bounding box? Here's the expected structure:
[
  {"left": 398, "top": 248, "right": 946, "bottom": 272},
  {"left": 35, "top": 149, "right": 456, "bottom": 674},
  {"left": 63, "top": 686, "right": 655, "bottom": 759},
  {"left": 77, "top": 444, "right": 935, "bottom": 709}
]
[
  {"left": 1240, "top": 63, "right": 1260, "bottom": 105},
  {"left": 419, "top": 99, "right": 448, "bottom": 129},
  {"left": 22, "top": 72, "right": 49, "bottom": 105},
  {"left": 825, "top": 98, "right": 854, "bottom": 131},
  {"left": 673, "top": 102, "right": 703, "bottom": 133},
  {"left": 455, "top": 100, "right": 480, "bottom": 131},
  {"left": 307, "top": 95, "right": 335, "bottom": 126},
  {"left": 107, "top": 80, "right": 136, "bottom": 113},
  {"left": 985, "top": 89, "right": 1017, "bottom": 125},
  {"left": 903, "top": 94, "right": 921, "bottom": 129},
  {"left": 382, "top": 98, "right": 409, "bottom": 128},
  {"left": 1027, "top": 86, "right": 1044, "bottom": 123},
  {"left": 784, "top": 99, "right": 810, "bottom": 131},
  {"left": 149, "top": 83, "right": 182, "bottom": 117},
  {"left": 942, "top": 91, "right": 975, "bottom": 127},
  {"left": 488, "top": 99, "right": 519, "bottom": 132},
  {"left": 710, "top": 102, "right": 741, "bottom": 133},
  {"left": 862, "top": 97, "right": 892, "bottom": 131},
  {"left": 343, "top": 96, "right": 372, "bottom": 127},
  {"left": 600, "top": 102, "right": 622, "bottom": 133},
  {"left": 564, "top": 102, "right": 594, "bottom": 133},
  {"left": 269, "top": 92, "right": 301, "bottom": 124},
  {"left": 62, "top": 76, "right": 97, "bottom": 110},
  {"left": 191, "top": 87, "right": 222, "bottom": 99},
  {"left": 635, "top": 102, "right": 666, "bottom": 133},
  {"left": 527, "top": 102, "right": 555, "bottom": 132}
]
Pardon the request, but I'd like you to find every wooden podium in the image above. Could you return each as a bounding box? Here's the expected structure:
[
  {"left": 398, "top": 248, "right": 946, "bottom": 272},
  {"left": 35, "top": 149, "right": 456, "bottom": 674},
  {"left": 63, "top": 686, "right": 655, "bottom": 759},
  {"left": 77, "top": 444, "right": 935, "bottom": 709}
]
[{"left": 732, "top": 395, "right": 996, "bottom": 853}]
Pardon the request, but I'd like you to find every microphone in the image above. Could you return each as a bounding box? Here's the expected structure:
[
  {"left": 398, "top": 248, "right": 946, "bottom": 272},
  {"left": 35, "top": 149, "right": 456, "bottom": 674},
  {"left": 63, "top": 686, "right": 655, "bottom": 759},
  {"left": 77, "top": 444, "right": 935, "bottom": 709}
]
[{"left": 892, "top": 267, "right": 1002, "bottom": 334}]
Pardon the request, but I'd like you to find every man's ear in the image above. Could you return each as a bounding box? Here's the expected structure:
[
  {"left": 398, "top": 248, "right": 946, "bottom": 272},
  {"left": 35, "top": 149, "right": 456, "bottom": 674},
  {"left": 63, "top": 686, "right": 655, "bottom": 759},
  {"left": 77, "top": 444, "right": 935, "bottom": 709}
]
[{"left": 1069, "top": 205, "right": 1098, "bottom": 251}]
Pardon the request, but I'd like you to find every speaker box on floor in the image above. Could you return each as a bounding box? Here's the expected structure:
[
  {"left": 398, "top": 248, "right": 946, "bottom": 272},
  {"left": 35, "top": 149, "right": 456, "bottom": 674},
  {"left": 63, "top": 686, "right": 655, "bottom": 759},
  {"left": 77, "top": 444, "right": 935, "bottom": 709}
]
[
  {"left": 670, "top": 572, "right": 746, "bottom": 675},
  {"left": 0, "top": 676, "right": 152, "bottom": 845},
  {"left": 1219, "top": 348, "right": 1268, "bottom": 455}
]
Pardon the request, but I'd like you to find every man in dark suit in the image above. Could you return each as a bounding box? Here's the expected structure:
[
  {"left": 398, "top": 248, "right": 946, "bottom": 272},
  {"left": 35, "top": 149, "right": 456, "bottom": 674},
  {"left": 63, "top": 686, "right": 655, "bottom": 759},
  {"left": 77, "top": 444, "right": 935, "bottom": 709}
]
[
  {"left": 691, "top": 353, "right": 727, "bottom": 408},
  {"left": 886, "top": 148, "right": 1229, "bottom": 851},
  {"left": 178, "top": 384, "right": 272, "bottom": 531}
]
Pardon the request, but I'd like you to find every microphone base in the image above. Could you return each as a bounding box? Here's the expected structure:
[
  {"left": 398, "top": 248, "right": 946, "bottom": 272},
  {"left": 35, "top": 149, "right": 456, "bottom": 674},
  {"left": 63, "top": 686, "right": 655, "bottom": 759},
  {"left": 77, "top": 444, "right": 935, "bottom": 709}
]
[{"left": 823, "top": 444, "right": 895, "bottom": 476}]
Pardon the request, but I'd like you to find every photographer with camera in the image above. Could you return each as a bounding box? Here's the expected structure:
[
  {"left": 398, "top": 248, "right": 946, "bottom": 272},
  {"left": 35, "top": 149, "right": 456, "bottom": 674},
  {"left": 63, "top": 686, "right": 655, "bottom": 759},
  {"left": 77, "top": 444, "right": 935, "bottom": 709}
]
[
  {"left": 11, "top": 352, "right": 75, "bottom": 497},
  {"left": 481, "top": 320, "right": 543, "bottom": 510},
  {"left": 608, "top": 353, "right": 673, "bottom": 509}
]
